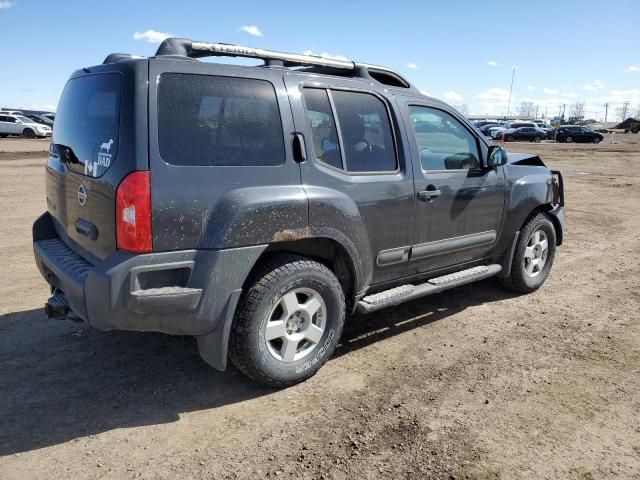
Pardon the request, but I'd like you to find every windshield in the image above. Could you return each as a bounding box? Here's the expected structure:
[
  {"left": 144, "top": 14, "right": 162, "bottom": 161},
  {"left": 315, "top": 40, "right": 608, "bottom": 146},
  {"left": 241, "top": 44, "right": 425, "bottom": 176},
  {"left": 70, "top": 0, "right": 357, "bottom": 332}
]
[
  {"left": 15, "top": 116, "right": 34, "bottom": 124},
  {"left": 52, "top": 73, "right": 121, "bottom": 177}
]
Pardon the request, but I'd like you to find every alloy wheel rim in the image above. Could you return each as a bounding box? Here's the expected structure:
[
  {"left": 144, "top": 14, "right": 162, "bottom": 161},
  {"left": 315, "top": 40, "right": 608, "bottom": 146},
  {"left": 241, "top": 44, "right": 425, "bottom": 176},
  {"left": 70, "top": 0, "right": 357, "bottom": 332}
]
[
  {"left": 264, "top": 287, "right": 326, "bottom": 363},
  {"left": 523, "top": 229, "right": 549, "bottom": 278}
]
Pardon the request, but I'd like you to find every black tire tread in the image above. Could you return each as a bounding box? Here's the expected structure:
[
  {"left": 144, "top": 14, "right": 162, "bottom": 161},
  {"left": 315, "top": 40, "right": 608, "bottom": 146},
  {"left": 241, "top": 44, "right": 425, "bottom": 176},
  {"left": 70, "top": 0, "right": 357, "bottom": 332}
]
[
  {"left": 228, "top": 255, "right": 344, "bottom": 387},
  {"left": 499, "top": 213, "right": 555, "bottom": 293}
]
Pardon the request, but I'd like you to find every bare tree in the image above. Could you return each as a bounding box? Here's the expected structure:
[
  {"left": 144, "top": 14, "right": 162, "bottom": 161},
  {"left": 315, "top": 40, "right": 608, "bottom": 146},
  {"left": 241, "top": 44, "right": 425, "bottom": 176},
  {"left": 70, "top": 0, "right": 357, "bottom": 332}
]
[
  {"left": 518, "top": 101, "right": 535, "bottom": 118},
  {"left": 616, "top": 101, "right": 631, "bottom": 121},
  {"left": 453, "top": 103, "right": 469, "bottom": 115},
  {"left": 569, "top": 102, "right": 585, "bottom": 119}
]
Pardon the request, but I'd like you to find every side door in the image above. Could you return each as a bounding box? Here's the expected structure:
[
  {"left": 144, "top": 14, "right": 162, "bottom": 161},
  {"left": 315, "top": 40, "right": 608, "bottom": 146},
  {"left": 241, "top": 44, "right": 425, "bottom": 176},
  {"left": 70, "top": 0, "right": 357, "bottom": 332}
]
[
  {"left": 3, "top": 116, "right": 19, "bottom": 134},
  {"left": 401, "top": 101, "right": 506, "bottom": 273},
  {"left": 0, "top": 116, "right": 8, "bottom": 134},
  {"left": 284, "top": 74, "right": 416, "bottom": 286}
]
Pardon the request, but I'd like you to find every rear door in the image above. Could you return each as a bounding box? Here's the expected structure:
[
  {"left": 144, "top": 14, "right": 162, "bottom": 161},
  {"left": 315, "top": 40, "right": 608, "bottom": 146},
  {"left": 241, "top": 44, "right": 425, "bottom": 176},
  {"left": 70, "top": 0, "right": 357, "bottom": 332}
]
[
  {"left": 284, "top": 74, "right": 416, "bottom": 285},
  {"left": 0, "top": 116, "right": 9, "bottom": 134},
  {"left": 400, "top": 100, "right": 506, "bottom": 273},
  {"left": 46, "top": 61, "right": 148, "bottom": 262},
  {"left": 148, "top": 59, "right": 305, "bottom": 251},
  {"left": 1, "top": 116, "right": 20, "bottom": 134}
]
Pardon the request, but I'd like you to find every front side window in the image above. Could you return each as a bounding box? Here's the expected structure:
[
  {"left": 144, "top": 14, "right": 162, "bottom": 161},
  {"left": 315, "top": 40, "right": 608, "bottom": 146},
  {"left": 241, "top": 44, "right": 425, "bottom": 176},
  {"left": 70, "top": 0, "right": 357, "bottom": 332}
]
[
  {"left": 301, "top": 88, "right": 397, "bottom": 173},
  {"left": 158, "top": 74, "right": 285, "bottom": 167},
  {"left": 409, "top": 106, "right": 480, "bottom": 171}
]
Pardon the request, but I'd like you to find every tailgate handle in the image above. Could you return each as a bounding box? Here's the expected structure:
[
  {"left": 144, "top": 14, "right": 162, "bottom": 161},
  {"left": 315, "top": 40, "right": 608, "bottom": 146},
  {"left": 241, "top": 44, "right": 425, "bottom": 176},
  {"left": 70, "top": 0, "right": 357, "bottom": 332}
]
[{"left": 75, "top": 218, "right": 98, "bottom": 240}]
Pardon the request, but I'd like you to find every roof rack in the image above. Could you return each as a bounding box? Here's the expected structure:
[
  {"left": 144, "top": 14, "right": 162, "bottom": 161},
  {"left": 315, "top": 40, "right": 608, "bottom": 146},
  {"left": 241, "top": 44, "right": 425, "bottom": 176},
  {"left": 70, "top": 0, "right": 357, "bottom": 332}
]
[{"left": 152, "top": 38, "right": 412, "bottom": 89}]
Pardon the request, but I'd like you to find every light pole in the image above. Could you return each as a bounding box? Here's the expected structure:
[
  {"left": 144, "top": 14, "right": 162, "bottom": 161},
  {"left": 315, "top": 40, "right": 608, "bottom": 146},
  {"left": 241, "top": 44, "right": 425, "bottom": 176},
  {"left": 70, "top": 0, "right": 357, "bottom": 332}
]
[{"left": 505, "top": 66, "right": 516, "bottom": 120}]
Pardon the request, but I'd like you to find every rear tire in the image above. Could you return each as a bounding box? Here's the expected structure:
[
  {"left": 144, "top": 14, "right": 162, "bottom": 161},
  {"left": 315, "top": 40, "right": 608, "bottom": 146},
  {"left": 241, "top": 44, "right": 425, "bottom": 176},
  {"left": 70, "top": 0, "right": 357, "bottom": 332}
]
[
  {"left": 507, "top": 136, "right": 514, "bottom": 142},
  {"left": 23, "top": 129, "right": 35, "bottom": 139},
  {"left": 565, "top": 136, "right": 573, "bottom": 143},
  {"left": 229, "top": 255, "right": 345, "bottom": 388},
  {"left": 499, "top": 213, "right": 556, "bottom": 294}
]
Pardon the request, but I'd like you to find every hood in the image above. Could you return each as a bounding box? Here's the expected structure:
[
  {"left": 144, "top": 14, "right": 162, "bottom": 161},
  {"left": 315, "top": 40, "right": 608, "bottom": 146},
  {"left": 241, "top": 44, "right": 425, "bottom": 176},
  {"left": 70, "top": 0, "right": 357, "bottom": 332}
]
[{"left": 506, "top": 151, "right": 546, "bottom": 167}]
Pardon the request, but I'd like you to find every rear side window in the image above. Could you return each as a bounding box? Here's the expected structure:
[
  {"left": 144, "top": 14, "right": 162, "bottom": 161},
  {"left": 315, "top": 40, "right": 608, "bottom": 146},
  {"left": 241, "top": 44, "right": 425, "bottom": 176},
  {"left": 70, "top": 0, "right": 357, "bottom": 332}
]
[
  {"left": 301, "top": 88, "right": 397, "bottom": 173},
  {"left": 158, "top": 74, "right": 285, "bottom": 167},
  {"left": 52, "top": 73, "right": 121, "bottom": 177},
  {"left": 331, "top": 90, "right": 397, "bottom": 173},
  {"left": 302, "top": 88, "right": 342, "bottom": 169}
]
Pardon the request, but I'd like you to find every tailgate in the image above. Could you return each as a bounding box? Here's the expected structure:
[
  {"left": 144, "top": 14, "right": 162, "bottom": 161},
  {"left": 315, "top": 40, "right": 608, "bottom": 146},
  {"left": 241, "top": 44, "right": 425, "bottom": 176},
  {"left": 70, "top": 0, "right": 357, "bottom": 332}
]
[{"left": 45, "top": 63, "right": 148, "bottom": 261}]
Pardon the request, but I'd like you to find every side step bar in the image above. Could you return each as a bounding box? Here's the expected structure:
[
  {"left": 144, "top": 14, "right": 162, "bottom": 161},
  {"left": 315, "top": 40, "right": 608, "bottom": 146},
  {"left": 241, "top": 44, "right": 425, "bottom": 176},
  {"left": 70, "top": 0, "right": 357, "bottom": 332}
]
[{"left": 356, "top": 265, "right": 502, "bottom": 314}]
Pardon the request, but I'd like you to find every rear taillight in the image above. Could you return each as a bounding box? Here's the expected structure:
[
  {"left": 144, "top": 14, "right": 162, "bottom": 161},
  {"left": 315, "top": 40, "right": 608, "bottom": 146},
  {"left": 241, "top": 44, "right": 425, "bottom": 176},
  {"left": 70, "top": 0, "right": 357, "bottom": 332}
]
[{"left": 116, "top": 171, "right": 152, "bottom": 253}]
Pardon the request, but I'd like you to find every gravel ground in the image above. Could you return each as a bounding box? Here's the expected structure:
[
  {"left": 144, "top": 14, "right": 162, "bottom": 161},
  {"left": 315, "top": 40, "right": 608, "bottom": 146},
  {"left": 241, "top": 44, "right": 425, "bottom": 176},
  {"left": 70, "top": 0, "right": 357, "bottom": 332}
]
[{"left": 1, "top": 135, "right": 639, "bottom": 479}]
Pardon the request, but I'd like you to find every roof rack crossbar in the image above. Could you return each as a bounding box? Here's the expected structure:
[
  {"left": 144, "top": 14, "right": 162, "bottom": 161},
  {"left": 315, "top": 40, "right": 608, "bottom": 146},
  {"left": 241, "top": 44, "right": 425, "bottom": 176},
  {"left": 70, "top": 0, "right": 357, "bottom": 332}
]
[{"left": 155, "top": 37, "right": 355, "bottom": 70}]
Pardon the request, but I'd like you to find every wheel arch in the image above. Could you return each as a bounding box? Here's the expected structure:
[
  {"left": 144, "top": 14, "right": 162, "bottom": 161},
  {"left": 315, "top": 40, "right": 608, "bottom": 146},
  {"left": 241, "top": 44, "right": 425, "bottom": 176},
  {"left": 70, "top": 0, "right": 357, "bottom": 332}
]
[
  {"left": 254, "top": 236, "right": 362, "bottom": 301},
  {"left": 527, "top": 204, "right": 563, "bottom": 246}
]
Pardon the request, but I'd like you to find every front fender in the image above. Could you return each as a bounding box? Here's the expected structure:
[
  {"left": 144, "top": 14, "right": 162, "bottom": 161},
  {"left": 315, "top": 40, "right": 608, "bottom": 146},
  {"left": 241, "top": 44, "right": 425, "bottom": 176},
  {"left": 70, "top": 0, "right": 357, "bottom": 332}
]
[{"left": 495, "top": 164, "right": 560, "bottom": 260}]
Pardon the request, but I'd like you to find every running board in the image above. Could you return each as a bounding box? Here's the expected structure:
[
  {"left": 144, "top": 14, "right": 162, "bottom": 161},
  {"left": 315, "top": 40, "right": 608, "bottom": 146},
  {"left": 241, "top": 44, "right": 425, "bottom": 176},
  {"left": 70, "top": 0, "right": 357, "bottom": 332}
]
[{"left": 356, "top": 264, "right": 502, "bottom": 314}]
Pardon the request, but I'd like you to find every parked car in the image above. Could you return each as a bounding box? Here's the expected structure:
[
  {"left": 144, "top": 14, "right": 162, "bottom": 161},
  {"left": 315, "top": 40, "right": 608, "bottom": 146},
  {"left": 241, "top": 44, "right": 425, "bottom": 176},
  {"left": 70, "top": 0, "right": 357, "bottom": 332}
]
[
  {"left": 24, "top": 113, "right": 53, "bottom": 127},
  {"left": 554, "top": 125, "right": 604, "bottom": 143},
  {"left": 478, "top": 123, "right": 503, "bottom": 136},
  {"left": 33, "top": 37, "right": 564, "bottom": 387},
  {"left": 502, "top": 127, "right": 545, "bottom": 142},
  {"left": 24, "top": 114, "right": 54, "bottom": 126},
  {"left": 0, "top": 113, "right": 52, "bottom": 138},
  {"left": 490, "top": 121, "right": 538, "bottom": 139},
  {"left": 0, "top": 110, "right": 24, "bottom": 115}
]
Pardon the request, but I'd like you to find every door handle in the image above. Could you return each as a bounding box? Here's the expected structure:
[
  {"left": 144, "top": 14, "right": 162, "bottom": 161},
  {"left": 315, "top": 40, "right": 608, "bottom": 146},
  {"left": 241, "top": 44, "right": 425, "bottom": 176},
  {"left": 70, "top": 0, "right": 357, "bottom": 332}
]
[
  {"left": 292, "top": 132, "right": 307, "bottom": 163},
  {"left": 417, "top": 189, "right": 441, "bottom": 200}
]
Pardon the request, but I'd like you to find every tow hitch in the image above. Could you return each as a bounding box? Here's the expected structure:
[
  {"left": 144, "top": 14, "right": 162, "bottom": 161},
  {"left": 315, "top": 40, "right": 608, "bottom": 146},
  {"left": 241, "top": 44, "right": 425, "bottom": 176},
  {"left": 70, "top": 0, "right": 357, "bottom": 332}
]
[{"left": 44, "top": 289, "right": 82, "bottom": 322}]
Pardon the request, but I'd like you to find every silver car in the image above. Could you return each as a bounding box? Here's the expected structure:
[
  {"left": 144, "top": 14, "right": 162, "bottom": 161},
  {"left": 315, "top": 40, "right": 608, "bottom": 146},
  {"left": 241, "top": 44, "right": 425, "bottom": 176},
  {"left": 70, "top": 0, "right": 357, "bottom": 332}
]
[{"left": 0, "top": 113, "right": 52, "bottom": 138}]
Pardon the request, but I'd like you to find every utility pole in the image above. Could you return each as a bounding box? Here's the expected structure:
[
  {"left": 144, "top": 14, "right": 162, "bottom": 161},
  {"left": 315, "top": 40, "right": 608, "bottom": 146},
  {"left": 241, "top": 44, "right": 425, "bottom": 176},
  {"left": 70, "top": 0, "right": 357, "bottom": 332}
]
[
  {"left": 505, "top": 66, "right": 516, "bottom": 120},
  {"left": 535, "top": 105, "right": 539, "bottom": 119},
  {"left": 604, "top": 103, "right": 609, "bottom": 123}
]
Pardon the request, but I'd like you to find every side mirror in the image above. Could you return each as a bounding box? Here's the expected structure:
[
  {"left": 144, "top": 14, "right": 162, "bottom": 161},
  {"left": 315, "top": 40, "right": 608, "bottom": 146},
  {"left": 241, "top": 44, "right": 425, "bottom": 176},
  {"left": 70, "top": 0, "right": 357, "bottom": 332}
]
[{"left": 487, "top": 145, "right": 508, "bottom": 168}]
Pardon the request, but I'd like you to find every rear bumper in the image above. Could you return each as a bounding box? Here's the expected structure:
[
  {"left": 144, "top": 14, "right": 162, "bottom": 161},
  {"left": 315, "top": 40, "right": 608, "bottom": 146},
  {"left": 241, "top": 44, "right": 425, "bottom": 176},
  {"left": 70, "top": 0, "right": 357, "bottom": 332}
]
[{"left": 33, "top": 212, "right": 265, "bottom": 336}]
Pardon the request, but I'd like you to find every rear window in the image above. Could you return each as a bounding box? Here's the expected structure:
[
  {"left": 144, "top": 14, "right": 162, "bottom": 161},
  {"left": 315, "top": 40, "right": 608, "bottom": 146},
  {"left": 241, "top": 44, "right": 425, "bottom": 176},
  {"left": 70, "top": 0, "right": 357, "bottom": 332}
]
[
  {"left": 158, "top": 74, "right": 285, "bottom": 167},
  {"left": 52, "top": 73, "right": 121, "bottom": 177}
]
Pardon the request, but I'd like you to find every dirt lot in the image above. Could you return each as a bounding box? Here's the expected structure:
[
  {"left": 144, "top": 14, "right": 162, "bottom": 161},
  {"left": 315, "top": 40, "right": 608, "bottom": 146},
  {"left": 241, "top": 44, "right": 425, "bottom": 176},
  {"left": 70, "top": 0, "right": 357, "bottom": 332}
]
[{"left": 1, "top": 135, "right": 639, "bottom": 480}]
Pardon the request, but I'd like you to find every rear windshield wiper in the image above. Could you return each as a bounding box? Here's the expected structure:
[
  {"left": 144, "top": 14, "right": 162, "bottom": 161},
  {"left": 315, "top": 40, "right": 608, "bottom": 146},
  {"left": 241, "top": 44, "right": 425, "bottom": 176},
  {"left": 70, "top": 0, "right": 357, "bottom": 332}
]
[{"left": 51, "top": 143, "right": 80, "bottom": 165}]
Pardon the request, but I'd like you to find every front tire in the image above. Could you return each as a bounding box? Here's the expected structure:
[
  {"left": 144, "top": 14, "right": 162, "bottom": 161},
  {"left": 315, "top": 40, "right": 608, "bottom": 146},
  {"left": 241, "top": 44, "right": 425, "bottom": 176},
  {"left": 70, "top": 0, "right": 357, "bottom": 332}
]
[
  {"left": 506, "top": 135, "right": 514, "bottom": 142},
  {"left": 499, "top": 213, "right": 556, "bottom": 293},
  {"left": 534, "top": 136, "right": 542, "bottom": 143},
  {"left": 593, "top": 137, "right": 601, "bottom": 144},
  {"left": 23, "top": 129, "right": 35, "bottom": 139},
  {"left": 229, "top": 255, "right": 345, "bottom": 387},
  {"left": 565, "top": 136, "right": 573, "bottom": 143}
]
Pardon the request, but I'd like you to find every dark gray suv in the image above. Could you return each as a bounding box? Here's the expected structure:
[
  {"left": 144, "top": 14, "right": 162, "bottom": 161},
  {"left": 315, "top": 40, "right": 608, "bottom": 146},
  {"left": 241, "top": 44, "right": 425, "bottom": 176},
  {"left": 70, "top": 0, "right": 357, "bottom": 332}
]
[{"left": 33, "top": 38, "right": 564, "bottom": 387}]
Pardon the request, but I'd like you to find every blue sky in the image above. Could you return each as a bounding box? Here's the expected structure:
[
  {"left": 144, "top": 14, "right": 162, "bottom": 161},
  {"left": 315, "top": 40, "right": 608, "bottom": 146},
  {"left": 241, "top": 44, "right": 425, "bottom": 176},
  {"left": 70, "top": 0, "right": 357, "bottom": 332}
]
[{"left": 1, "top": 0, "right": 638, "bottom": 120}]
